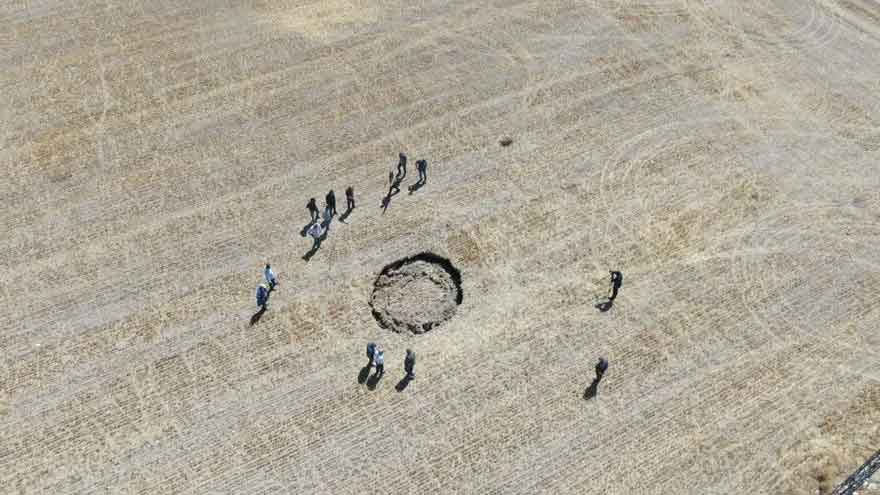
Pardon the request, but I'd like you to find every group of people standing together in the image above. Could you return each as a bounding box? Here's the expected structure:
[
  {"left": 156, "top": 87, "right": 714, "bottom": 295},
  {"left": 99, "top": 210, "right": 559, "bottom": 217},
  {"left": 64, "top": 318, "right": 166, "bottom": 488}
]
[
  {"left": 364, "top": 343, "right": 416, "bottom": 383},
  {"left": 384, "top": 153, "right": 429, "bottom": 210},
  {"left": 249, "top": 152, "right": 429, "bottom": 388},
  {"left": 302, "top": 186, "right": 356, "bottom": 249},
  {"left": 255, "top": 263, "right": 278, "bottom": 309},
  {"left": 249, "top": 153, "right": 618, "bottom": 399},
  {"left": 254, "top": 151, "right": 429, "bottom": 304}
]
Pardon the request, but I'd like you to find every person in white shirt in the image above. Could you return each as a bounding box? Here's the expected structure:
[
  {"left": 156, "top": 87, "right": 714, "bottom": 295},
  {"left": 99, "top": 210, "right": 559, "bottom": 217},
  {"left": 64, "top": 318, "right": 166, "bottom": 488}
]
[
  {"left": 373, "top": 345, "right": 385, "bottom": 378},
  {"left": 303, "top": 222, "right": 326, "bottom": 261},
  {"left": 264, "top": 264, "right": 277, "bottom": 290},
  {"left": 307, "top": 222, "right": 324, "bottom": 241}
]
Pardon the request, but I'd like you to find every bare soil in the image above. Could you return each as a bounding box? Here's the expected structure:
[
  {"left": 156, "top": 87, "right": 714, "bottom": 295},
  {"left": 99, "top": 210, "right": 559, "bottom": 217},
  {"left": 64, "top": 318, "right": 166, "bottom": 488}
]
[
  {"left": 371, "top": 255, "right": 462, "bottom": 334},
  {"left": 2, "top": 0, "right": 880, "bottom": 494}
]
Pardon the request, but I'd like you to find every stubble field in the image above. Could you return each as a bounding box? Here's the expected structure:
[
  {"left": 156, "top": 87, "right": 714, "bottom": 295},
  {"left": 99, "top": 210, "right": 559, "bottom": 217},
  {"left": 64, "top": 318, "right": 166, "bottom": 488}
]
[{"left": 1, "top": 0, "right": 879, "bottom": 493}]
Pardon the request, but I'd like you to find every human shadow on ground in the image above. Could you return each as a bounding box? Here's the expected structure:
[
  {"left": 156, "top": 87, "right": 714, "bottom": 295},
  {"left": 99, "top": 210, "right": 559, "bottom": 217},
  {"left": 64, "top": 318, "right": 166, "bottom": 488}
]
[
  {"left": 381, "top": 182, "right": 402, "bottom": 214},
  {"left": 250, "top": 306, "right": 267, "bottom": 326},
  {"left": 408, "top": 180, "right": 425, "bottom": 195},
  {"left": 395, "top": 376, "right": 412, "bottom": 392},
  {"left": 366, "top": 372, "right": 383, "bottom": 390},
  {"left": 358, "top": 365, "right": 372, "bottom": 384},
  {"left": 583, "top": 377, "right": 601, "bottom": 400},
  {"left": 339, "top": 207, "right": 353, "bottom": 223},
  {"left": 302, "top": 231, "right": 328, "bottom": 262},
  {"left": 595, "top": 300, "right": 613, "bottom": 312}
]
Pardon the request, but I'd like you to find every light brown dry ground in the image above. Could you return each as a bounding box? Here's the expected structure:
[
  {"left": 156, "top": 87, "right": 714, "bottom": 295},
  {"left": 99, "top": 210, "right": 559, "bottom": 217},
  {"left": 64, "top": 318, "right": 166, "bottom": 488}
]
[{"left": 1, "top": 0, "right": 880, "bottom": 493}]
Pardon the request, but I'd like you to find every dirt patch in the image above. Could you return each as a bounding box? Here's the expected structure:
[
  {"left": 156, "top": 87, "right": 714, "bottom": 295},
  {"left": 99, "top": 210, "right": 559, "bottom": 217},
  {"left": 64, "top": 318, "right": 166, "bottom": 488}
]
[{"left": 370, "top": 253, "right": 463, "bottom": 334}]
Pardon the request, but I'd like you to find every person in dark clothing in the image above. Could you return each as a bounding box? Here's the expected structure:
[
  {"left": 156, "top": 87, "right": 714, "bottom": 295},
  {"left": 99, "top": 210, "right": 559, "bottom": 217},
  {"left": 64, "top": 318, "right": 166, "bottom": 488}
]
[
  {"left": 609, "top": 271, "right": 623, "bottom": 301},
  {"left": 416, "top": 159, "right": 427, "bottom": 184},
  {"left": 366, "top": 342, "right": 376, "bottom": 367},
  {"left": 307, "top": 198, "right": 319, "bottom": 222},
  {"left": 256, "top": 284, "right": 269, "bottom": 309},
  {"left": 409, "top": 160, "right": 428, "bottom": 193},
  {"left": 397, "top": 153, "right": 407, "bottom": 179},
  {"left": 325, "top": 190, "right": 337, "bottom": 216},
  {"left": 595, "top": 357, "right": 608, "bottom": 381},
  {"left": 404, "top": 349, "right": 416, "bottom": 380},
  {"left": 345, "top": 186, "right": 355, "bottom": 211},
  {"left": 584, "top": 357, "right": 608, "bottom": 400}
]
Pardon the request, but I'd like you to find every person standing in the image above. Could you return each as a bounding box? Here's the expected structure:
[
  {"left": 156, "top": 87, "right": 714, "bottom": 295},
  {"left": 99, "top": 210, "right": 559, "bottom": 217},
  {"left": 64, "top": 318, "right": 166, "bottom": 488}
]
[
  {"left": 256, "top": 283, "right": 269, "bottom": 309},
  {"left": 345, "top": 186, "right": 355, "bottom": 211},
  {"left": 366, "top": 342, "right": 376, "bottom": 367},
  {"left": 397, "top": 153, "right": 407, "bottom": 179},
  {"left": 325, "top": 190, "right": 337, "bottom": 216},
  {"left": 264, "top": 264, "right": 277, "bottom": 290},
  {"left": 374, "top": 345, "right": 385, "bottom": 378},
  {"left": 416, "top": 159, "right": 427, "bottom": 184},
  {"left": 595, "top": 357, "right": 608, "bottom": 382},
  {"left": 307, "top": 221, "right": 325, "bottom": 248},
  {"left": 584, "top": 357, "right": 608, "bottom": 400},
  {"left": 609, "top": 271, "right": 623, "bottom": 301},
  {"left": 404, "top": 349, "right": 416, "bottom": 380},
  {"left": 322, "top": 203, "right": 333, "bottom": 226},
  {"left": 307, "top": 198, "right": 319, "bottom": 222}
]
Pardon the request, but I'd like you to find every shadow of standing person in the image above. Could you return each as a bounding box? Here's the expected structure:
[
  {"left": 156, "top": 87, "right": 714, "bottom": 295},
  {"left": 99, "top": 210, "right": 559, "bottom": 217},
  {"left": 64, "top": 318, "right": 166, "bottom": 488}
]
[
  {"left": 358, "top": 365, "right": 372, "bottom": 384},
  {"left": 382, "top": 172, "right": 403, "bottom": 214},
  {"left": 583, "top": 377, "right": 600, "bottom": 400},
  {"left": 595, "top": 300, "right": 613, "bottom": 312},
  {"left": 584, "top": 357, "right": 608, "bottom": 400},
  {"left": 395, "top": 376, "right": 412, "bottom": 392},
  {"left": 250, "top": 306, "right": 267, "bottom": 326},
  {"left": 366, "top": 373, "right": 381, "bottom": 390}
]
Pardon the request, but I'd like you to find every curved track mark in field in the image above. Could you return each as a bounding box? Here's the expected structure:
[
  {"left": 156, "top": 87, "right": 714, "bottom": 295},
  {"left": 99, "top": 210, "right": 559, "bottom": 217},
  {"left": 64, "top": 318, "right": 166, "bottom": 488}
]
[
  {"left": 731, "top": 202, "right": 880, "bottom": 353},
  {"left": 589, "top": 0, "right": 686, "bottom": 19},
  {"left": 697, "top": 0, "right": 841, "bottom": 53}
]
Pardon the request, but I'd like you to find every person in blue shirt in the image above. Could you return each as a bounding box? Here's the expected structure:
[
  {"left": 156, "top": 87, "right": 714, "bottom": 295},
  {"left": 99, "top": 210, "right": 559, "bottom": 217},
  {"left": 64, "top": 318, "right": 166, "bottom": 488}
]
[
  {"left": 256, "top": 284, "right": 269, "bottom": 309},
  {"left": 366, "top": 342, "right": 376, "bottom": 367},
  {"left": 264, "top": 264, "right": 277, "bottom": 290}
]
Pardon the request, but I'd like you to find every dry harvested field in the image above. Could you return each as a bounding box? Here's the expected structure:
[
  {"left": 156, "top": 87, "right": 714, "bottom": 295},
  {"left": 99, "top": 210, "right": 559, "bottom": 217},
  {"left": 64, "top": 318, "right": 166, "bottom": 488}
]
[{"left": 2, "top": 0, "right": 880, "bottom": 493}]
